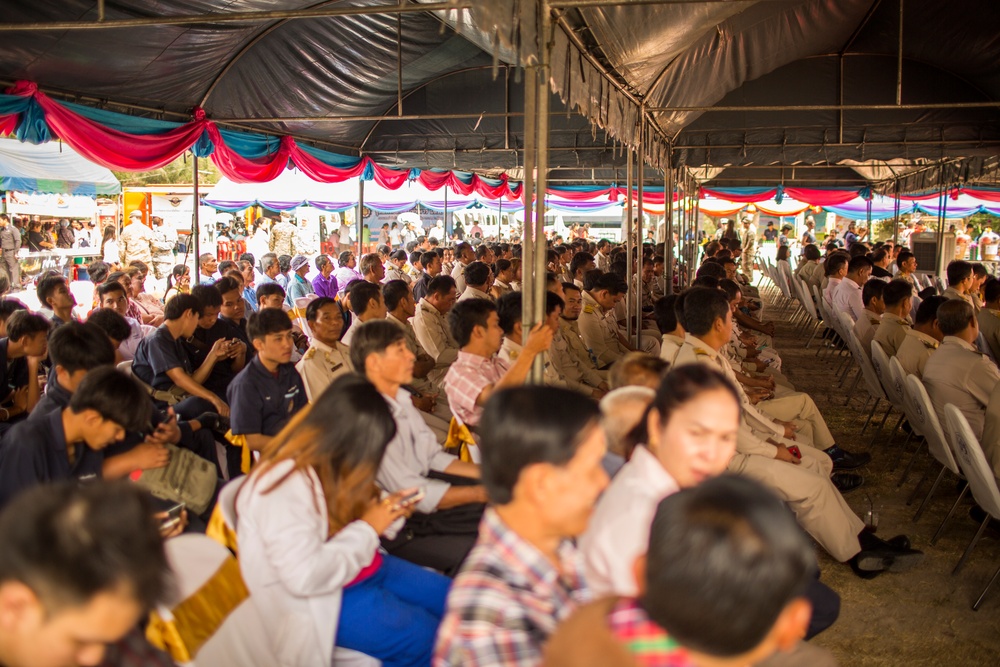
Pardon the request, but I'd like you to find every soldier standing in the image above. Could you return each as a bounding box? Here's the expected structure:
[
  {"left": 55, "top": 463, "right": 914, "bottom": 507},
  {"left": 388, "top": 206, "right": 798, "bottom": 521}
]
[
  {"left": 0, "top": 214, "right": 21, "bottom": 291},
  {"left": 269, "top": 215, "right": 297, "bottom": 257},
  {"left": 150, "top": 216, "right": 176, "bottom": 281},
  {"left": 119, "top": 210, "right": 155, "bottom": 267}
]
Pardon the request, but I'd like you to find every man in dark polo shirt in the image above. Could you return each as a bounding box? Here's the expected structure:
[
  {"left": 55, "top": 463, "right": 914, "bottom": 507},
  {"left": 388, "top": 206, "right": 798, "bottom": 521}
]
[
  {"left": 216, "top": 275, "right": 253, "bottom": 358},
  {"left": 0, "top": 310, "right": 49, "bottom": 432},
  {"left": 131, "top": 293, "right": 230, "bottom": 421},
  {"left": 227, "top": 308, "right": 307, "bottom": 455},
  {"left": 186, "top": 283, "right": 248, "bottom": 399},
  {"left": 0, "top": 367, "right": 151, "bottom": 508}
]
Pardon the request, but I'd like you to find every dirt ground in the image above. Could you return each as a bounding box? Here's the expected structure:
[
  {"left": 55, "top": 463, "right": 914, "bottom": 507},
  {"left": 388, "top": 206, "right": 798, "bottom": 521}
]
[{"left": 761, "top": 293, "right": 1000, "bottom": 665}]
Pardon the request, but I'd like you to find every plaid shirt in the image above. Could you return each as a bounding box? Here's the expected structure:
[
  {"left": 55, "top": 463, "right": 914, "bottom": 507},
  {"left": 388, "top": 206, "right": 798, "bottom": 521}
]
[
  {"left": 443, "top": 351, "right": 509, "bottom": 427},
  {"left": 433, "top": 508, "right": 590, "bottom": 667},
  {"left": 607, "top": 598, "right": 693, "bottom": 667}
]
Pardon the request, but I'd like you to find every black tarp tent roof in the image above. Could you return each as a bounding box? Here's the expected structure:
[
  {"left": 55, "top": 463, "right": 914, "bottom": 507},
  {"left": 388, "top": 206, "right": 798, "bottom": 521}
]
[{"left": 1, "top": 0, "right": 999, "bottom": 191}]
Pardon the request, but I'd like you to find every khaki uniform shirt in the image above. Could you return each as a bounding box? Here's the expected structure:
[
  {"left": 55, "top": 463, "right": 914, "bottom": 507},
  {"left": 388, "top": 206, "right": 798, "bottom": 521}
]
[
  {"left": 578, "top": 291, "right": 629, "bottom": 368},
  {"left": 150, "top": 224, "right": 177, "bottom": 263},
  {"left": 673, "top": 335, "right": 781, "bottom": 458},
  {"left": 873, "top": 312, "right": 911, "bottom": 357},
  {"left": 659, "top": 333, "right": 685, "bottom": 365},
  {"left": 922, "top": 336, "right": 1000, "bottom": 439},
  {"left": 595, "top": 251, "right": 610, "bottom": 273},
  {"left": 895, "top": 328, "right": 939, "bottom": 378},
  {"left": 387, "top": 313, "right": 436, "bottom": 393},
  {"left": 384, "top": 265, "right": 412, "bottom": 285},
  {"left": 269, "top": 221, "right": 297, "bottom": 257},
  {"left": 977, "top": 382, "right": 1000, "bottom": 483},
  {"left": 549, "top": 328, "right": 603, "bottom": 394},
  {"left": 119, "top": 222, "right": 155, "bottom": 266},
  {"left": 412, "top": 299, "right": 459, "bottom": 386},
  {"left": 554, "top": 318, "right": 604, "bottom": 388},
  {"left": 491, "top": 280, "right": 514, "bottom": 300},
  {"left": 853, "top": 309, "right": 882, "bottom": 359},
  {"left": 943, "top": 287, "right": 977, "bottom": 313},
  {"left": 977, "top": 308, "right": 1000, "bottom": 362},
  {"left": 451, "top": 261, "right": 470, "bottom": 295},
  {"left": 456, "top": 286, "right": 494, "bottom": 303},
  {"left": 295, "top": 339, "right": 353, "bottom": 403},
  {"left": 498, "top": 338, "right": 564, "bottom": 387}
]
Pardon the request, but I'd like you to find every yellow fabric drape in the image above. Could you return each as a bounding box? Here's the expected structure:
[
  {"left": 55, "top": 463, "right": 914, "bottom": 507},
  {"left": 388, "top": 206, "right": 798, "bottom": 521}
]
[
  {"left": 205, "top": 504, "right": 239, "bottom": 556},
  {"left": 444, "top": 418, "right": 477, "bottom": 463},
  {"left": 146, "top": 557, "right": 249, "bottom": 663},
  {"left": 225, "top": 430, "right": 252, "bottom": 475}
]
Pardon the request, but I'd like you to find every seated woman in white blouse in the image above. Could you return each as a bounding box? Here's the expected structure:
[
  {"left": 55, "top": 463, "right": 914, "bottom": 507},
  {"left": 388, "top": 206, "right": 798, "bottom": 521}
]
[{"left": 235, "top": 374, "right": 450, "bottom": 667}]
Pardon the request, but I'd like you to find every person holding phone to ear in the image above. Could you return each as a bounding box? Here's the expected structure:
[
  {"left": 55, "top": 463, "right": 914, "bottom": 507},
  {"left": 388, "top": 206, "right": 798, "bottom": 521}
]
[{"left": 236, "top": 374, "right": 450, "bottom": 667}]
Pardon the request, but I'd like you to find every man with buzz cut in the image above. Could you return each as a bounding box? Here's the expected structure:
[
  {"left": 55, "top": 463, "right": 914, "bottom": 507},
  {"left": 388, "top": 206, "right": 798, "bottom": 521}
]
[{"left": 0, "top": 481, "right": 170, "bottom": 667}]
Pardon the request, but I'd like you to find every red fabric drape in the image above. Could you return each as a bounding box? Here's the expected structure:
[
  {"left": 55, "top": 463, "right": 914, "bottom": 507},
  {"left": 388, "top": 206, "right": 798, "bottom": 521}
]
[
  {"left": 782, "top": 188, "right": 859, "bottom": 206},
  {"left": 699, "top": 187, "right": 778, "bottom": 203}
]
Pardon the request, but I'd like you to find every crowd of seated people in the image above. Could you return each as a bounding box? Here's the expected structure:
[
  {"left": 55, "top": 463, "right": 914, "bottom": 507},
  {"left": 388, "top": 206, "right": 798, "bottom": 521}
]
[{"left": 0, "top": 232, "right": 978, "bottom": 667}]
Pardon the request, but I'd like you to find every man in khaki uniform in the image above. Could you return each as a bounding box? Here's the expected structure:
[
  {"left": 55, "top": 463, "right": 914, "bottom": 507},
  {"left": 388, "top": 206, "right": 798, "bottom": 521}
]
[
  {"left": 119, "top": 210, "right": 155, "bottom": 267},
  {"left": 942, "top": 259, "right": 977, "bottom": 312},
  {"left": 412, "top": 275, "right": 460, "bottom": 387},
  {"left": 450, "top": 242, "right": 474, "bottom": 295},
  {"left": 852, "top": 279, "right": 885, "bottom": 360},
  {"left": 456, "top": 261, "right": 494, "bottom": 303},
  {"left": 553, "top": 284, "right": 608, "bottom": 393},
  {"left": 895, "top": 295, "right": 946, "bottom": 378},
  {"left": 873, "top": 279, "right": 913, "bottom": 357},
  {"left": 295, "top": 296, "right": 353, "bottom": 402},
  {"left": 977, "top": 278, "right": 1000, "bottom": 361},
  {"left": 923, "top": 299, "right": 1000, "bottom": 440},
  {"left": 150, "top": 216, "right": 177, "bottom": 280},
  {"left": 579, "top": 274, "right": 631, "bottom": 368},
  {"left": 673, "top": 288, "right": 922, "bottom": 573},
  {"left": 269, "top": 216, "right": 297, "bottom": 257},
  {"left": 977, "top": 383, "right": 1000, "bottom": 485}
]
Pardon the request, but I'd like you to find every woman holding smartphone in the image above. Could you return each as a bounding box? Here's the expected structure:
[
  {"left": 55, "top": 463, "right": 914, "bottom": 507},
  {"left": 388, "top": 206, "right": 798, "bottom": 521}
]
[{"left": 236, "top": 374, "right": 449, "bottom": 667}]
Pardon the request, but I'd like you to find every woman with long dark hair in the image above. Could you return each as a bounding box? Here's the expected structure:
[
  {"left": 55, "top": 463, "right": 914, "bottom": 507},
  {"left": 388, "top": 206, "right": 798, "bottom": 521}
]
[
  {"left": 236, "top": 375, "right": 449, "bottom": 667},
  {"left": 162, "top": 264, "right": 190, "bottom": 303}
]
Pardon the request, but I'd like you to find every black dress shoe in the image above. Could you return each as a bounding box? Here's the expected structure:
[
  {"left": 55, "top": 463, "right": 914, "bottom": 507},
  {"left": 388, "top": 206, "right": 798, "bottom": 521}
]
[
  {"left": 852, "top": 544, "right": 924, "bottom": 576},
  {"left": 832, "top": 472, "right": 864, "bottom": 494},
  {"left": 826, "top": 445, "right": 872, "bottom": 471}
]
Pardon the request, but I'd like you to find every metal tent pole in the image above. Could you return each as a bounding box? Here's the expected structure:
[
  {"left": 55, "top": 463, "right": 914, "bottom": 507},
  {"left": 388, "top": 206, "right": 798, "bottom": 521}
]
[
  {"left": 192, "top": 153, "right": 200, "bottom": 272},
  {"left": 664, "top": 157, "right": 674, "bottom": 295},
  {"left": 520, "top": 61, "right": 538, "bottom": 354},
  {"left": 530, "top": 0, "right": 552, "bottom": 382},
  {"left": 635, "top": 116, "right": 645, "bottom": 348},
  {"left": 357, "top": 178, "right": 365, "bottom": 257},
  {"left": 625, "top": 147, "right": 634, "bottom": 342}
]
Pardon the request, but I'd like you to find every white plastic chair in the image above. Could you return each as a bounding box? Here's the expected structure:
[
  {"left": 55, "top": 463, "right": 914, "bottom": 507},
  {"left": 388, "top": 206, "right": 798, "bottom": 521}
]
[
  {"left": 151, "top": 535, "right": 278, "bottom": 667},
  {"left": 944, "top": 404, "right": 1000, "bottom": 609},
  {"left": 905, "top": 375, "right": 965, "bottom": 532},
  {"left": 871, "top": 341, "right": 907, "bottom": 440}
]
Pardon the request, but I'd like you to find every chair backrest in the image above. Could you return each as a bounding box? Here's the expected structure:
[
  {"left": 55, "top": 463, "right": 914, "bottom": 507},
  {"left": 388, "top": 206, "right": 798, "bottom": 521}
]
[
  {"left": 944, "top": 404, "right": 1000, "bottom": 518},
  {"left": 889, "top": 356, "right": 923, "bottom": 436},
  {"left": 871, "top": 341, "right": 905, "bottom": 410},
  {"left": 152, "top": 535, "right": 278, "bottom": 667},
  {"left": 218, "top": 476, "right": 246, "bottom": 533},
  {"left": 905, "top": 375, "right": 959, "bottom": 475},
  {"left": 848, "top": 328, "right": 886, "bottom": 400}
]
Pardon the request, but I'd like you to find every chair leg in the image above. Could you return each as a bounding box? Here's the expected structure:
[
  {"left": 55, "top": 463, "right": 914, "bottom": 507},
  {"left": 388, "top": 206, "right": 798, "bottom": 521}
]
[
  {"left": 973, "top": 562, "right": 1000, "bottom": 610},
  {"left": 891, "top": 429, "right": 915, "bottom": 470},
  {"left": 868, "top": 406, "right": 893, "bottom": 448},
  {"left": 895, "top": 435, "right": 923, "bottom": 480},
  {"left": 912, "top": 464, "right": 946, "bottom": 521},
  {"left": 932, "top": 482, "right": 970, "bottom": 545},
  {"left": 953, "top": 514, "right": 990, "bottom": 575},
  {"left": 906, "top": 456, "right": 932, "bottom": 502},
  {"left": 861, "top": 398, "right": 880, "bottom": 430}
]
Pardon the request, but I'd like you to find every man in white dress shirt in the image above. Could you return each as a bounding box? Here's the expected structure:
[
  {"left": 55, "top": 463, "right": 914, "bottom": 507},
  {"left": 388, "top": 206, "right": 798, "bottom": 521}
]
[
  {"left": 831, "top": 255, "right": 872, "bottom": 323},
  {"left": 352, "top": 319, "right": 486, "bottom": 575}
]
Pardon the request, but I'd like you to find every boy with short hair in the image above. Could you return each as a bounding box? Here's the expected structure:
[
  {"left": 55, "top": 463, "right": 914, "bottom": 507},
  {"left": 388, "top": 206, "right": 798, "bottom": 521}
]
[
  {"left": 0, "top": 310, "right": 49, "bottom": 425},
  {"left": 0, "top": 367, "right": 151, "bottom": 508},
  {"left": 97, "top": 280, "right": 153, "bottom": 361},
  {"left": 131, "top": 293, "right": 230, "bottom": 420},
  {"left": 256, "top": 281, "right": 286, "bottom": 310},
  {"left": 227, "top": 308, "right": 307, "bottom": 454},
  {"left": 35, "top": 273, "right": 77, "bottom": 327},
  {"left": 0, "top": 481, "right": 170, "bottom": 667}
]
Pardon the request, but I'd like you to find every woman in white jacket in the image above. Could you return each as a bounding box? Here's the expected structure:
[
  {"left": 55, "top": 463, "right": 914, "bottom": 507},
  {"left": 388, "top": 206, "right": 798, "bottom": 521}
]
[{"left": 236, "top": 374, "right": 450, "bottom": 667}]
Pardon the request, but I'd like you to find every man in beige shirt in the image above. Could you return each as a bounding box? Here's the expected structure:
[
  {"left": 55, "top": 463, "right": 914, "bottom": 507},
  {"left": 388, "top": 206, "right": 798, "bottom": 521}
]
[
  {"left": 672, "top": 288, "right": 921, "bottom": 574},
  {"left": 922, "top": 299, "right": 1000, "bottom": 440},
  {"left": 549, "top": 283, "right": 608, "bottom": 396},
  {"left": 450, "top": 242, "right": 475, "bottom": 295},
  {"left": 977, "top": 382, "right": 1000, "bottom": 486},
  {"left": 873, "top": 279, "right": 913, "bottom": 357},
  {"left": 977, "top": 277, "right": 1000, "bottom": 362},
  {"left": 895, "top": 296, "right": 946, "bottom": 378},
  {"left": 654, "top": 294, "right": 685, "bottom": 365},
  {"left": 578, "top": 273, "right": 631, "bottom": 368},
  {"left": 412, "top": 274, "right": 460, "bottom": 386},
  {"left": 942, "top": 260, "right": 977, "bottom": 312},
  {"left": 853, "top": 279, "right": 885, "bottom": 360},
  {"left": 295, "top": 296, "right": 353, "bottom": 402},
  {"left": 119, "top": 210, "right": 155, "bottom": 267},
  {"left": 456, "top": 261, "right": 494, "bottom": 303}
]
